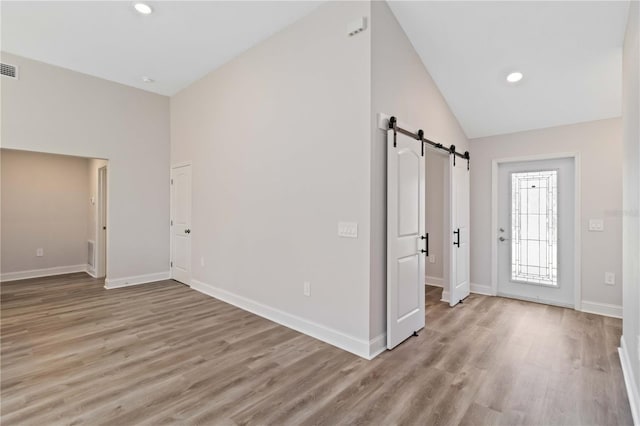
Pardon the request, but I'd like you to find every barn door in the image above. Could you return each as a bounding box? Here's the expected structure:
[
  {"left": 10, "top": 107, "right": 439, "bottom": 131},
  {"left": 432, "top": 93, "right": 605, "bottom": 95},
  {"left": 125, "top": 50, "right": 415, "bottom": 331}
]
[
  {"left": 387, "top": 128, "right": 426, "bottom": 349},
  {"left": 449, "top": 155, "right": 470, "bottom": 306}
]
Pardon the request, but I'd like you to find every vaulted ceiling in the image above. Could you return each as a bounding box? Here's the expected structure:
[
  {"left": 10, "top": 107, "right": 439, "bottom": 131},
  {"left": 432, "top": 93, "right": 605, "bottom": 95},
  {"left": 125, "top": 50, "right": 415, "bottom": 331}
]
[
  {"left": 1, "top": 1, "right": 630, "bottom": 138},
  {"left": 1, "top": 1, "right": 321, "bottom": 96},
  {"left": 388, "top": 1, "right": 630, "bottom": 138}
]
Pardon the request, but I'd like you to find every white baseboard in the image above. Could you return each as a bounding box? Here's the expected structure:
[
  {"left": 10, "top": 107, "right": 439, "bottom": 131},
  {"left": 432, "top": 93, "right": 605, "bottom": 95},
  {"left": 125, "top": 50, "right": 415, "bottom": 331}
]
[
  {"left": 368, "top": 333, "right": 387, "bottom": 359},
  {"left": 0, "top": 264, "right": 89, "bottom": 282},
  {"left": 581, "top": 300, "right": 623, "bottom": 319},
  {"left": 104, "top": 271, "right": 171, "bottom": 289},
  {"left": 86, "top": 267, "right": 97, "bottom": 278},
  {"left": 471, "top": 282, "right": 493, "bottom": 296},
  {"left": 619, "top": 336, "right": 639, "bottom": 425},
  {"left": 425, "top": 275, "right": 444, "bottom": 287},
  {"left": 190, "top": 279, "right": 383, "bottom": 360}
]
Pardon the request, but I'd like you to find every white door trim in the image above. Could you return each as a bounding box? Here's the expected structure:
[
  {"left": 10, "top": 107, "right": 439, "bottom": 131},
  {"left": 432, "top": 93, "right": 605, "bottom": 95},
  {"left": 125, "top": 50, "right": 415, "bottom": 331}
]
[
  {"left": 96, "top": 165, "right": 108, "bottom": 278},
  {"left": 491, "top": 152, "right": 581, "bottom": 310}
]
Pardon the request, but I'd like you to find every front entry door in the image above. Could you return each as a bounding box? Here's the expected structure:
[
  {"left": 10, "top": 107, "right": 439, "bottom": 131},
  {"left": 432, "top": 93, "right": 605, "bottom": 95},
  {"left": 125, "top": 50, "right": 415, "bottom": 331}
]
[
  {"left": 387, "top": 128, "right": 426, "bottom": 350},
  {"left": 497, "top": 158, "right": 575, "bottom": 307},
  {"left": 171, "top": 164, "right": 192, "bottom": 285}
]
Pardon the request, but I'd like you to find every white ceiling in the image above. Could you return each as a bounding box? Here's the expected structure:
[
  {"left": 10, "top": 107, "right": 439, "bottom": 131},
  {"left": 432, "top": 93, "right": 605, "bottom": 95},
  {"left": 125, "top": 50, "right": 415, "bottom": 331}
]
[
  {"left": 1, "top": 1, "right": 321, "bottom": 96},
  {"left": 388, "top": 1, "right": 630, "bottom": 138},
  {"left": 1, "top": 1, "right": 630, "bottom": 138}
]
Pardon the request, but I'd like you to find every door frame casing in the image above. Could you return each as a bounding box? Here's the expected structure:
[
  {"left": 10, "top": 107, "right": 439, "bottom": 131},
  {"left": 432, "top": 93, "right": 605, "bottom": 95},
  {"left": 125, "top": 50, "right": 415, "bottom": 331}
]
[
  {"left": 490, "top": 152, "right": 581, "bottom": 310},
  {"left": 170, "top": 161, "right": 192, "bottom": 284},
  {"left": 96, "top": 165, "right": 108, "bottom": 278}
]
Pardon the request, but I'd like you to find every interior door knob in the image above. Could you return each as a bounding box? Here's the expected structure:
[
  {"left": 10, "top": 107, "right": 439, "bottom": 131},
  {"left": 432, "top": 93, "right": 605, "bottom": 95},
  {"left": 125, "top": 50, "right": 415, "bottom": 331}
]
[
  {"left": 185, "top": 229, "right": 191, "bottom": 234},
  {"left": 499, "top": 236, "right": 510, "bottom": 242}
]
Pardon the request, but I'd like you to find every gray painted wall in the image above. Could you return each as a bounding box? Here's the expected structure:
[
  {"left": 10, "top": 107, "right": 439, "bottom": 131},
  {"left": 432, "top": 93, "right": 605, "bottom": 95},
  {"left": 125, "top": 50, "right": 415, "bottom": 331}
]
[
  {"left": 1, "top": 53, "right": 170, "bottom": 282},
  {"left": 1, "top": 149, "right": 89, "bottom": 274}
]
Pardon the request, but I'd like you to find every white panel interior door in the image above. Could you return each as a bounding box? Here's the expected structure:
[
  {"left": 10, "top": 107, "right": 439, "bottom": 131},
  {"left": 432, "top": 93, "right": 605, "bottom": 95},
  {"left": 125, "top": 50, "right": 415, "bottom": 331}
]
[
  {"left": 449, "top": 155, "right": 470, "bottom": 306},
  {"left": 171, "top": 164, "right": 192, "bottom": 285},
  {"left": 387, "top": 129, "right": 426, "bottom": 350},
  {"left": 497, "top": 158, "right": 574, "bottom": 307}
]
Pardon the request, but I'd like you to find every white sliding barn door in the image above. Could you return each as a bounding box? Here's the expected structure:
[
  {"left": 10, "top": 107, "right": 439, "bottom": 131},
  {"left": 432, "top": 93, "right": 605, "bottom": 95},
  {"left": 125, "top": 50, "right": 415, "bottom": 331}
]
[
  {"left": 387, "top": 129, "right": 426, "bottom": 350},
  {"left": 449, "top": 155, "right": 470, "bottom": 306}
]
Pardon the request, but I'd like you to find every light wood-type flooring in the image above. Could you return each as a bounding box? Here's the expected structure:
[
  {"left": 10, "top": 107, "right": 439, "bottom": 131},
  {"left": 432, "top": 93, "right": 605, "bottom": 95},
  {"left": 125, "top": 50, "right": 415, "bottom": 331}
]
[{"left": 1, "top": 273, "right": 633, "bottom": 425}]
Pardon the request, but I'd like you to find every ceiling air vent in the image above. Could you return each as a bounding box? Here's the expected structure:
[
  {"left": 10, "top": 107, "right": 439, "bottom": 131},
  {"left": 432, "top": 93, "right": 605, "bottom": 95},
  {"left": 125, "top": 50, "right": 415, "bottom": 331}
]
[{"left": 1, "top": 63, "right": 18, "bottom": 79}]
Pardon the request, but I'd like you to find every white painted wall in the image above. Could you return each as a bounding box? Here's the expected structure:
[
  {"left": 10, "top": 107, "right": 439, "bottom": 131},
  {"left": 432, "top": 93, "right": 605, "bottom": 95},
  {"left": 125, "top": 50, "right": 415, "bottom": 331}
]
[
  {"left": 621, "top": 0, "right": 640, "bottom": 420},
  {"left": 370, "top": 1, "right": 469, "bottom": 339},
  {"left": 171, "top": 2, "right": 373, "bottom": 353},
  {"left": 470, "top": 118, "right": 624, "bottom": 311},
  {"left": 1, "top": 53, "right": 171, "bottom": 283},
  {"left": 1, "top": 149, "right": 89, "bottom": 276}
]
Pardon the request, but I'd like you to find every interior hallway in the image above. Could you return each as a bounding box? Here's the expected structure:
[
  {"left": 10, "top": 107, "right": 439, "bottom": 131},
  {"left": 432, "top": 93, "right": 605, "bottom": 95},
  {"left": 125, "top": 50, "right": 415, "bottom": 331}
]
[{"left": 1, "top": 275, "right": 633, "bottom": 425}]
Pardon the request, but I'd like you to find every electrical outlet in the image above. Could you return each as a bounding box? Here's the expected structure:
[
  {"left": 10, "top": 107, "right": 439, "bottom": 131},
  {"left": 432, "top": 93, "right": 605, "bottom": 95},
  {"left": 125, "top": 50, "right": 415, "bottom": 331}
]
[
  {"left": 429, "top": 255, "right": 436, "bottom": 264},
  {"left": 303, "top": 281, "right": 311, "bottom": 297},
  {"left": 589, "top": 219, "right": 604, "bottom": 232},
  {"left": 604, "top": 272, "right": 615, "bottom": 286},
  {"left": 36, "top": 248, "right": 44, "bottom": 257}
]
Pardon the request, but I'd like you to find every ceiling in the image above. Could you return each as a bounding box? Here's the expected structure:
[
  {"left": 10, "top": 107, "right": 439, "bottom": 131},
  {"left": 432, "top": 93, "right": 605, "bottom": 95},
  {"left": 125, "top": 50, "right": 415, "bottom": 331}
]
[
  {"left": 1, "top": 1, "right": 631, "bottom": 138},
  {"left": 389, "top": 1, "right": 630, "bottom": 138},
  {"left": 1, "top": 1, "right": 320, "bottom": 96}
]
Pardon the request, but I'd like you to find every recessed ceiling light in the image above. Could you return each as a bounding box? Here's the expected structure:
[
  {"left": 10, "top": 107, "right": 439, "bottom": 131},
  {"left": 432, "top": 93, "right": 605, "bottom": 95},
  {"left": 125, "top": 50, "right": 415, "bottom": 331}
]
[
  {"left": 506, "top": 72, "right": 524, "bottom": 83},
  {"left": 142, "top": 76, "right": 154, "bottom": 83},
  {"left": 134, "top": 3, "right": 153, "bottom": 15}
]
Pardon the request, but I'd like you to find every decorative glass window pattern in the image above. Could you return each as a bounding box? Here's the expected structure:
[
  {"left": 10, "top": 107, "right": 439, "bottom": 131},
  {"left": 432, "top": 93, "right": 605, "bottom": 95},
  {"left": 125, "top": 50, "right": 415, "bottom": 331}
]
[{"left": 511, "top": 170, "right": 558, "bottom": 286}]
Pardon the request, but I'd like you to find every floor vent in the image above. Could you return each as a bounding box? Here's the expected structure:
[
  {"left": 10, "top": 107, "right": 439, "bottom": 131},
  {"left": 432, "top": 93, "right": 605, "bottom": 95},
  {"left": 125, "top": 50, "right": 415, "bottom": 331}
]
[
  {"left": 88, "top": 240, "right": 95, "bottom": 269},
  {"left": 1, "top": 63, "right": 18, "bottom": 79}
]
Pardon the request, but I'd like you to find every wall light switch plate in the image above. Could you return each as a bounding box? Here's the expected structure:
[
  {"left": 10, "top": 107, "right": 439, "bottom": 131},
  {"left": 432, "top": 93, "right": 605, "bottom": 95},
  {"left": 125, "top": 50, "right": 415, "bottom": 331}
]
[
  {"left": 338, "top": 222, "right": 358, "bottom": 238},
  {"left": 589, "top": 219, "right": 604, "bottom": 232},
  {"left": 604, "top": 272, "right": 615, "bottom": 285},
  {"left": 303, "top": 281, "right": 311, "bottom": 297},
  {"left": 429, "top": 255, "right": 436, "bottom": 264},
  {"left": 36, "top": 248, "right": 43, "bottom": 257}
]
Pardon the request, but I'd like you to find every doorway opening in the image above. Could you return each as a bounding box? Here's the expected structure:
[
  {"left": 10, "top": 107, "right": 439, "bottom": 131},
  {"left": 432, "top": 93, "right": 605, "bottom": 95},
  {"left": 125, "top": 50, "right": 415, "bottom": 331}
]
[
  {"left": 424, "top": 148, "right": 450, "bottom": 300},
  {"left": 0, "top": 149, "right": 109, "bottom": 282}
]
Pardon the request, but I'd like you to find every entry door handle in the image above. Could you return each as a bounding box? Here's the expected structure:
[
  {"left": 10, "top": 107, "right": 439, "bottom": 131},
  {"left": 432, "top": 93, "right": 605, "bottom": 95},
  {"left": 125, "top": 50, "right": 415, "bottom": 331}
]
[
  {"left": 499, "top": 236, "right": 510, "bottom": 242},
  {"left": 184, "top": 229, "right": 191, "bottom": 234},
  {"left": 453, "top": 228, "right": 460, "bottom": 247}
]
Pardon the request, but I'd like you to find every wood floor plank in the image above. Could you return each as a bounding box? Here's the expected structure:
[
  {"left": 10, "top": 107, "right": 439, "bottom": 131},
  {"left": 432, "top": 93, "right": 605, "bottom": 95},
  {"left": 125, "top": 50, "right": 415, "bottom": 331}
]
[{"left": 1, "top": 274, "right": 634, "bottom": 425}]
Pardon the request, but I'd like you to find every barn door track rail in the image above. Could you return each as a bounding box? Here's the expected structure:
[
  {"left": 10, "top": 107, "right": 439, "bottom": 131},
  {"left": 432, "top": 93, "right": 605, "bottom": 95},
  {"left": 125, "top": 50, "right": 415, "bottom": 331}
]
[{"left": 388, "top": 116, "right": 470, "bottom": 169}]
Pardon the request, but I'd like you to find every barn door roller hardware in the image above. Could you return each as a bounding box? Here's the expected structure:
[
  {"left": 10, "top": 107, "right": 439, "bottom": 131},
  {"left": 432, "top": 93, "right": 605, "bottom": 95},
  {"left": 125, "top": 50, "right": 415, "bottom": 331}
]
[{"left": 388, "top": 116, "right": 470, "bottom": 167}]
